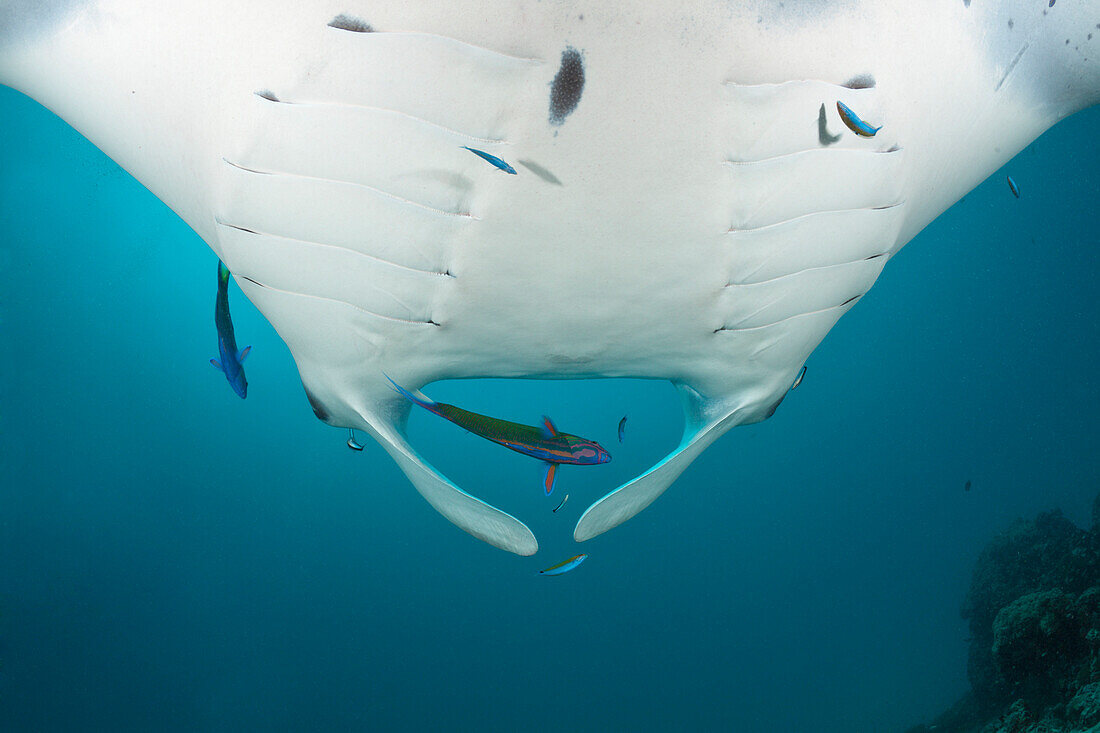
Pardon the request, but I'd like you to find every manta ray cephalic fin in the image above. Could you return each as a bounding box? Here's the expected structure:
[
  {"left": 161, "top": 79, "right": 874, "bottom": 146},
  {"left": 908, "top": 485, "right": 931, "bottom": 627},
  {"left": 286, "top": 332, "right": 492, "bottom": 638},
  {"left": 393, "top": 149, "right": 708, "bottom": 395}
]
[
  {"left": 367, "top": 388, "right": 538, "bottom": 556},
  {"left": 574, "top": 383, "right": 750, "bottom": 543}
]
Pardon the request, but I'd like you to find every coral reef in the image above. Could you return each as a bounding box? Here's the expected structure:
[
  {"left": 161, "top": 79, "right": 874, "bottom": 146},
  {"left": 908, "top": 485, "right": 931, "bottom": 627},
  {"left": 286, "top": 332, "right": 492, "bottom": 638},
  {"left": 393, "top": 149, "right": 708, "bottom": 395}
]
[{"left": 905, "top": 496, "right": 1100, "bottom": 733}]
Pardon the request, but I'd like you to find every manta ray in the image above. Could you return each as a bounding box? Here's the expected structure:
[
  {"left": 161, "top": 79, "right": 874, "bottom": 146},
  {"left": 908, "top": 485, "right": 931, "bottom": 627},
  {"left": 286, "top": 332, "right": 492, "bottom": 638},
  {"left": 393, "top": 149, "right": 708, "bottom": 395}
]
[{"left": 2, "top": 1, "right": 1096, "bottom": 555}]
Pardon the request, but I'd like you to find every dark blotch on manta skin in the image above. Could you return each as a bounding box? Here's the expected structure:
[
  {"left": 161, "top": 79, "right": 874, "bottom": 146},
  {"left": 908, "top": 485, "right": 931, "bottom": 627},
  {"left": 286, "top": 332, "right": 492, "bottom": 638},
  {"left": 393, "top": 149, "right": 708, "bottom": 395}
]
[
  {"left": 328, "top": 14, "right": 373, "bottom": 32},
  {"left": 549, "top": 47, "right": 585, "bottom": 126},
  {"left": 304, "top": 386, "right": 334, "bottom": 423},
  {"left": 964, "top": 0, "right": 970, "bottom": 7},
  {"left": 842, "top": 74, "right": 875, "bottom": 89},
  {"left": 818, "top": 103, "right": 841, "bottom": 146},
  {"left": 256, "top": 89, "right": 279, "bottom": 102}
]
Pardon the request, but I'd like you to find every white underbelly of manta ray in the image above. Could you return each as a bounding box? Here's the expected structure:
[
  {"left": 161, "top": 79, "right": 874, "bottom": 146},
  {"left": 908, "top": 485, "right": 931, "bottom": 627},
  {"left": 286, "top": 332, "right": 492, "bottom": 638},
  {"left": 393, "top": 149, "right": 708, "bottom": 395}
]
[{"left": 1, "top": 0, "right": 1096, "bottom": 555}]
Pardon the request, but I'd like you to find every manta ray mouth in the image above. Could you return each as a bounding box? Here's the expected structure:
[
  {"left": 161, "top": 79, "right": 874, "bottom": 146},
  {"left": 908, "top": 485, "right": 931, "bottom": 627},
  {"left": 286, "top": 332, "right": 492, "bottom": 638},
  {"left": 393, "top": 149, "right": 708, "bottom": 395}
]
[
  {"left": 398, "top": 378, "right": 677, "bottom": 496},
  {"left": 364, "top": 377, "right": 684, "bottom": 554}
]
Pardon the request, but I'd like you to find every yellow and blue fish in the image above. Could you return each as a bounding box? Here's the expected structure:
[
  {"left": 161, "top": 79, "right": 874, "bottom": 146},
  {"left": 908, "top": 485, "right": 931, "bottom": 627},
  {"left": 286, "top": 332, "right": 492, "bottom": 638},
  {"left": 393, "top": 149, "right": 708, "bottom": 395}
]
[
  {"left": 385, "top": 376, "right": 610, "bottom": 494},
  {"left": 836, "top": 101, "right": 881, "bottom": 138},
  {"left": 540, "top": 554, "right": 588, "bottom": 576}
]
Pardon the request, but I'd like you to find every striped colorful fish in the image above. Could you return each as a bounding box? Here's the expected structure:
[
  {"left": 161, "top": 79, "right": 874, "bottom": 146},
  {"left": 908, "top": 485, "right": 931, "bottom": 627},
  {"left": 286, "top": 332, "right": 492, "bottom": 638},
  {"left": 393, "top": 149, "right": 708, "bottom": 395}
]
[
  {"left": 540, "top": 554, "right": 588, "bottom": 576},
  {"left": 385, "top": 376, "right": 610, "bottom": 495}
]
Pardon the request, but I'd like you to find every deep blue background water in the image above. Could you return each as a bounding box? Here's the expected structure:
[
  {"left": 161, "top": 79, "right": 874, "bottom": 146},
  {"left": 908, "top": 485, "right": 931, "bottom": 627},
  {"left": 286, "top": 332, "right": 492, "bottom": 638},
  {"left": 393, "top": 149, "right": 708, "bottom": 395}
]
[{"left": 1, "top": 83, "right": 1098, "bottom": 731}]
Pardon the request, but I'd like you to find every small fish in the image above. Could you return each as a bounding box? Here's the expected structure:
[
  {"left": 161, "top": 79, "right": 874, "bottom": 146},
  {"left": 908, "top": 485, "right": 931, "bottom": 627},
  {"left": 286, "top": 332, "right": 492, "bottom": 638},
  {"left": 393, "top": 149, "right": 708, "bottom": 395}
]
[
  {"left": 540, "top": 554, "right": 588, "bottom": 576},
  {"left": 836, "top": 101, "right": 882, "bottom": 137},
  {"left": 347, "top": 429, "right": 364, "bottom": 452},
  {"left": 462, "top": 146, "right": 517, "bottom": 174},
  {"left": 1007, "top": 175, "right": 1020, "bottom": 198},
  {"left": 965, "top": 479, "right": 972, "bottom": 492},
  {"left": 791, "top": 365, "right": 807, "bottom": 391},
  {"left": 210, "top": 260, "right": 250, "bottom": 399},
  {"left": 618, "top": 415, "right": 627, "bottom": 443},
  {"left": 552, "top": 494, "right": 569, "bottom": 513},
  {"left": 385, "top": 375, "right": 610, "bottom": 496},
  {"left": 817, "top": 103, "right": 842, "bottom": 146}
]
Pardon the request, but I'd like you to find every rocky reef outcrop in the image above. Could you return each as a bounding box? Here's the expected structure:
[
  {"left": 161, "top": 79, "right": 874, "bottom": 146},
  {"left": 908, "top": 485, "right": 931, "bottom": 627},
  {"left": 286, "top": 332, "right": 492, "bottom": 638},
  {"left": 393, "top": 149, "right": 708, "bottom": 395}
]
[{"left": 906, "top": 496, "right": 1100, "bottom": 733}]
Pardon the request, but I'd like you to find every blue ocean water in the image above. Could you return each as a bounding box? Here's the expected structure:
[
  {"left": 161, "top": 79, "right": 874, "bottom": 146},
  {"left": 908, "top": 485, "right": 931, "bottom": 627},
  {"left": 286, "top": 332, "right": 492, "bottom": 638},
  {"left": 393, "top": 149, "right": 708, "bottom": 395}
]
[{"left": 0, "top": 82, "right": 1098, "bottom": 731}]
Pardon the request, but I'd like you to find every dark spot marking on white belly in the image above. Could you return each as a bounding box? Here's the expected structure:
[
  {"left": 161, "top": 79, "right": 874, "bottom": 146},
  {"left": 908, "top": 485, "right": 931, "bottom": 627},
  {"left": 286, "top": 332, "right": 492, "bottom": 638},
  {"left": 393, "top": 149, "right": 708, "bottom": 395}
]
[
  {"left": 549, "top": 47, "right": 585, "bottom": 126},
  {"left": 256, "top": 89, "right": 279, "bottom": 102},
  {"left": 842, "top": 74, "right": 875, "bottom": 89},
  {"left": 328, "top": 14, "right": 373, "bottom": 32}
]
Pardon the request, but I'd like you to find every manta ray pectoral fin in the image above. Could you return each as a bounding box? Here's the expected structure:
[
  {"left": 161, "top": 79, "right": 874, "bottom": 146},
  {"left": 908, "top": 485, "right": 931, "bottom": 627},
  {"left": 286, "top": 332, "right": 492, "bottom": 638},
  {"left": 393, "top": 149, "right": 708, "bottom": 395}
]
[{"left": 574, "top": 384, "right": 747, "bottom": 543}]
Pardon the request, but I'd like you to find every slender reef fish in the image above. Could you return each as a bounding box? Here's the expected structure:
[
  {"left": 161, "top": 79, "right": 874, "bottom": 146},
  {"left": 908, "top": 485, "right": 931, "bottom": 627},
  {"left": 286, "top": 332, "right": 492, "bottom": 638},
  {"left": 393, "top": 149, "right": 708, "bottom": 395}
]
[
  {"left": 836, "top": 101, "right": 882, "bottom": 137},
  {"left": 347, "top": 429, "right": 364, "bottom": 452},
  {"left": 211, "top": 261, "right": 250, "bottom": 399},
  {"left": 791, "top": 365, "right": 807, "bottom": 391},
  {"left": 462, "top": 146, "right": 517, "bottom": 174},
  {"left": 385, "top": 375, "right": 610, "bottom": 495},
  {"left": 540, "top": 554, "right": 588, "bottom": 576},
  {"left": 618, "top": 415, "right": 627, "bottom": 443},
  {"left": 552, "top": 494, "right": 569, "bottom": 513},
  {"left": 1007, "top": 175, "right": 1021, "bottom": 198}
]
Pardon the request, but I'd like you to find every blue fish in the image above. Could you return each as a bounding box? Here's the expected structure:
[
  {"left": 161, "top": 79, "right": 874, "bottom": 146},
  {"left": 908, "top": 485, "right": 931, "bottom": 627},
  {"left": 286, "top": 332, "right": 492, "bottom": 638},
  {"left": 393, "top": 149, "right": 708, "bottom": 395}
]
[
  {"left": 791, "top": 365, "right": 807, "bottom": 391},
  {"left": 463, "top": 146, "right": 517, "bottom": 174},
  {"left": 618, "top": 415, "right": 627, "bottom": 443},
  {"left": 211, "top": 261, "right": 250, "bottom": 399},
  {"left": 836, "top": 101, "right": 882, "bottom": 137},
  {"left": 540, "top": 554, "right": 588, "bottom": 576},
  {"left": 1007, "top": 174, "right": 1021, "bottom": 198},
  {"left": 347, "top": 429, "right": 364, "bottom": 451}
]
